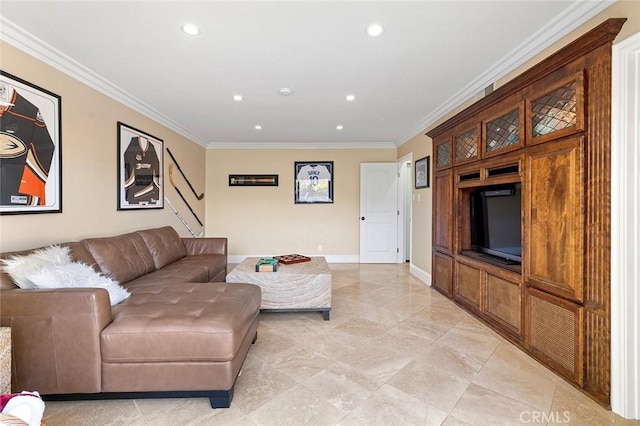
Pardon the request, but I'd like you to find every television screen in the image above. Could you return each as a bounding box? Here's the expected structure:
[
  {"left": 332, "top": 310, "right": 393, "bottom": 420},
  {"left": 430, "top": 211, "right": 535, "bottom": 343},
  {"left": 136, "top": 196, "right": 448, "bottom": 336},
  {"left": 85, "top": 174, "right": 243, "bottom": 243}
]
[{"left": 470, "top": 183, "right": 522, "bottom": 263}]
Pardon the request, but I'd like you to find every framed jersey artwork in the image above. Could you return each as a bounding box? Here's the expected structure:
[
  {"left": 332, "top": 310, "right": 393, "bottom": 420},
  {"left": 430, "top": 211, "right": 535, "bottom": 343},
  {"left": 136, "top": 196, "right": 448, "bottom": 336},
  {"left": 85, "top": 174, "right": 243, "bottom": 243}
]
[
  {"left": 117, "top": 122, "right": 163, "bottom": 210},
  {"left": 294, "top": 161, "right": 333, "bottom": 204},
  {"left": 0, "top": 71, "right": 62, "bottom": 215}
]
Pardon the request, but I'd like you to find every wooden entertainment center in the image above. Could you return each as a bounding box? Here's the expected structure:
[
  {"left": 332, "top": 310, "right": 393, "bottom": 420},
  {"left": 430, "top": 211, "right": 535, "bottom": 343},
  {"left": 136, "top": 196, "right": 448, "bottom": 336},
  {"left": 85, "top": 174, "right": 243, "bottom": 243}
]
[{"left": 427, "top": 18, "right": 625, "bottom": 406}]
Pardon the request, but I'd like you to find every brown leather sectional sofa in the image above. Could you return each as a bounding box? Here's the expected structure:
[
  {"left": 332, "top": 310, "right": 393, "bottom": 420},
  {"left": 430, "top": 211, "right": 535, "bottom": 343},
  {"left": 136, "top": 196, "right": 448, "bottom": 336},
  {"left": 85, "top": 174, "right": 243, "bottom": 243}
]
[{"left": 0, "top": 226, "right": 261, "bottom": 408}]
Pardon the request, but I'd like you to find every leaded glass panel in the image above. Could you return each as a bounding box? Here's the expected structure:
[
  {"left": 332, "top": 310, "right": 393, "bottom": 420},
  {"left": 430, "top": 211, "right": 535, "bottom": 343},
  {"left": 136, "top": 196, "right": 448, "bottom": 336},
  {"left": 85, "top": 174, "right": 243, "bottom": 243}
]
[
  {"left": 455, "top": 129, "right": 478, "bottom": 161},
  {"left": 436, "top": 141, "right": 451, "bottom": 167},
  {"left": 531, "top": 81, "right": 577, "bottom": 138},
  {"left": 486, "top": 109, "right": 520, "bottom": 152}
]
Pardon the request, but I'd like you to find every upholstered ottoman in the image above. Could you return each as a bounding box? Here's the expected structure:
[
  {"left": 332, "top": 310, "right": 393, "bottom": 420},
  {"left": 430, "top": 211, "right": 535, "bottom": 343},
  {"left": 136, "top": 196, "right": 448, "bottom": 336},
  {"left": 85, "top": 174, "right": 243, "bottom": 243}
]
[{"left": 98, "top": 281, "right": 261, "bottom": 407}]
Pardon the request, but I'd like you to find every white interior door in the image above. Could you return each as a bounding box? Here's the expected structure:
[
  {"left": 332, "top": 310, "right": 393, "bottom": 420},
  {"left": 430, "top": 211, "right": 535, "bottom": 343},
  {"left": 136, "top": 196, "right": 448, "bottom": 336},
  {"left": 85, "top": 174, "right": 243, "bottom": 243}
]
[{"left": 360, "top": 163, "right": 398, "bottom": 263}]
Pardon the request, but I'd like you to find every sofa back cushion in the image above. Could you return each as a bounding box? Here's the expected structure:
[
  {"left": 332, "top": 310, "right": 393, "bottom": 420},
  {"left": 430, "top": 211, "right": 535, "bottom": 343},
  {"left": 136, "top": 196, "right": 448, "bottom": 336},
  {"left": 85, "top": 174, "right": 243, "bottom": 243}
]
[
  {"left": 0, "top": 249, "right": 33, "bottom": 289},
  {"left": 83, "top": 232, "right": 155, "bottom": 284},
  {"left": 64, "top": 241, "right": 100, "bottom": 272},
  {"left": 137, "top": 226, "right": 187, "bottom": 269}
]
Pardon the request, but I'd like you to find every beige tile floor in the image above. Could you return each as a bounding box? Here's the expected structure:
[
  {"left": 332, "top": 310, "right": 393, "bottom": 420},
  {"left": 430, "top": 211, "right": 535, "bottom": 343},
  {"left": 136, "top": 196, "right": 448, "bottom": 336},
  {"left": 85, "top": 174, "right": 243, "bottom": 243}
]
[{"left": 41, "top": 263, "right": 638, "bottom": 426}]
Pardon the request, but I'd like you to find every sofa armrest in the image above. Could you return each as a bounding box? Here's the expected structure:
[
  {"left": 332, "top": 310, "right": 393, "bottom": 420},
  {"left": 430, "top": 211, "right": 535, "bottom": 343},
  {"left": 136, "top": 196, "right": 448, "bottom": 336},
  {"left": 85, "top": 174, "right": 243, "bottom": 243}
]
[
  {"left": 182, "top": 237, "right": 228, "bottom": 257},
  {"left": 0, "top": 288, "right": 112, "bottom": 394}
]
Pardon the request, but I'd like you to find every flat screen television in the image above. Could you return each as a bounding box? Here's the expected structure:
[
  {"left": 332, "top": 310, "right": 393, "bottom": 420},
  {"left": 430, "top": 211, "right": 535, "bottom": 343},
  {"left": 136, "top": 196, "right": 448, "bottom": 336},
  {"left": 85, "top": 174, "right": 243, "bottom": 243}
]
[{"left": 469, "top": 183, "right": 522, "bottom": 264}]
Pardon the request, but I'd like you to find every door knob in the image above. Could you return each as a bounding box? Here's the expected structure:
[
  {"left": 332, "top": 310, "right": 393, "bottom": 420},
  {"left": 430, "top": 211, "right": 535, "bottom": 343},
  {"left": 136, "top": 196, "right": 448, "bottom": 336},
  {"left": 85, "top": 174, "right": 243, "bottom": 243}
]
[{"left": 361, "top": 217, "right": 365, "bottom": 221}]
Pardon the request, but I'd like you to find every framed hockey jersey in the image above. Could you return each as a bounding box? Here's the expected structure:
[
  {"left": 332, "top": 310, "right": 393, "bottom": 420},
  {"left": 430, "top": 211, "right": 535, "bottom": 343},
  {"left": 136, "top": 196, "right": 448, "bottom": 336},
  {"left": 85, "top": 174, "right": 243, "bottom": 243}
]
[
  {"left": 0, "top": 71, "right": 62, "bottom": 215},
  {"left": 294, "top": 161, "right": 333, "bottom": 204},
  {"left": 117, "top": 122, "right": 163, "bottom": 210}
]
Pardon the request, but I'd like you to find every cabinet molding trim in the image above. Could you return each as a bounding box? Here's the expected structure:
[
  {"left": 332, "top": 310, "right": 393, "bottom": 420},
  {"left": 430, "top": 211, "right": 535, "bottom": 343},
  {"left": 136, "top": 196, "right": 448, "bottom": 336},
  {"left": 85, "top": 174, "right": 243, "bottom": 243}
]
[{"left": 427, "top": 18, "right": 627, "bottom": 139}]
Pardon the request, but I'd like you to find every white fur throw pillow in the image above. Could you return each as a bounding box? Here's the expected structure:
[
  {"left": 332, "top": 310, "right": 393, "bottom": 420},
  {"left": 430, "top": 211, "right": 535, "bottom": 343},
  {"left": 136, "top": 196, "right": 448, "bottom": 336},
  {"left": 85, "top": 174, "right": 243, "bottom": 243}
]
[
  {"left": 1, "top": 245, "right": 72, "bottom": 288},
  {"left": 1, "top": 245, "right": 130, "bottom": 306},
  {"left": 28, "top": 262, "right": 130, "bottom": 306}
]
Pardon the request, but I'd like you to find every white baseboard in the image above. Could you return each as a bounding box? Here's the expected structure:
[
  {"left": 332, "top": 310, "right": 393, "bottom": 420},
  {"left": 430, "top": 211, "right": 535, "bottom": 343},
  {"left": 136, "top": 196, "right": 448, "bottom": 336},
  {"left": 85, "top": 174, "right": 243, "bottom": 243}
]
[
  {"left": 228, "top": 254, "right": 359, "bottom": 264},
  {"left": 410, "top": 263, "right": 432, "bottom": 286}
]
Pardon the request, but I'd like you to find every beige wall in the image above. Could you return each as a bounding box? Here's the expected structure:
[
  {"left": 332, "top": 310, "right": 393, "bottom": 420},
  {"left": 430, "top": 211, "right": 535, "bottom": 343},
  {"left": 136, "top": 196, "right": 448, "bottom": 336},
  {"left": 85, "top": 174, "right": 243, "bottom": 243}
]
[
  {"left": 397, "top": 134, "right": 432, "bottom": 275},
  {"left": 205, "top": 148, "right": 396, "bottom": 258},
  {"left": 0, "top": 42, "right": 206, "bottom": 252},
  {"left": 2, "top": 2, "right": 637, "bottom": 273}
]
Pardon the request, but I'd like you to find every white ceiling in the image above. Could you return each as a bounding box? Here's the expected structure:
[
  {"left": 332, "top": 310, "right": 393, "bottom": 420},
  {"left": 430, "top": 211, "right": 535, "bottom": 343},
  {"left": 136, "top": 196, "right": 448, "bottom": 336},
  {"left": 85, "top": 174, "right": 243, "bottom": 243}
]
[{"left": 0, "top": 1, "right": 615, "bottom": 148}]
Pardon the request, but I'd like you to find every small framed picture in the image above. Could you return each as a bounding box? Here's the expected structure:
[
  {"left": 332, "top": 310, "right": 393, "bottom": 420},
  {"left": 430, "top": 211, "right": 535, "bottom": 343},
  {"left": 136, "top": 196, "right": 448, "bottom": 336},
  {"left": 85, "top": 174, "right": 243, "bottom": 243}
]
[
  {"left": 415, "top": 156, "right": 430, "bottom": 189},
  {"left": 229, "top": 174, "right": 278, "bottom": 186},
  {"left": 0, "top": 71, "right": 62, "bottom": 215},
  {"left": 294, "top": 161, "right": 333, "bottom": 204},
  {"left": 117, "top": 122, "right": 163, "bottom": 210}
]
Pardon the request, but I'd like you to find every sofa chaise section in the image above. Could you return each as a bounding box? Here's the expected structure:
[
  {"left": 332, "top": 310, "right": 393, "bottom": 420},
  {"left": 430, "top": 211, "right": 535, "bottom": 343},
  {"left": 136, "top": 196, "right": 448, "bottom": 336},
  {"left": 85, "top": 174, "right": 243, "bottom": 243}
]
[{"left": 0, "top": 226, "right": 261, "bottom": 408}]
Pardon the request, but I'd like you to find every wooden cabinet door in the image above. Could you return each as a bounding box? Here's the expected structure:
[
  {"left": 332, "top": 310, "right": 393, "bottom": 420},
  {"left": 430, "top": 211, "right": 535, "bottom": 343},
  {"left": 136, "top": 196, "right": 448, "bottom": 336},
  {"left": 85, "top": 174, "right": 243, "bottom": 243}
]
[
  {"left": 525, "top": 287, "right": 583, "bottom": 384},
  {"left": 432, "top": 252, "right": 453, "bottom": 297},
  {"left": 433, "top": 169, "right": 454, "bottom": 255},
  {"left": 525, "top": 137, "right": 584, "bottom": 302},
  {"left": 485, "top": 271, "right": 522, "bottom": 338},
  {"left": 455, "top": 261, "right": 481, "bottom": 310}
]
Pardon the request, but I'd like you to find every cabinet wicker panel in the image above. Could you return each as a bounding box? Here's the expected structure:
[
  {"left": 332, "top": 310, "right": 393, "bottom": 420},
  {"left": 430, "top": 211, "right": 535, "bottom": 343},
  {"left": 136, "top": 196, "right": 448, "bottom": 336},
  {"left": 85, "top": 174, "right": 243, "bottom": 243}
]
[
  {"left": 485, "top": 274, "right": 521, "bottom": 333},
  {"left": 0, "top": 328, "right": 10, "bottom": 394},
  {"left": 433, "top": 252, "right": 453, "bottom": 297},
  {"left": 527, "top": 288, "right": 582, "bottom": 383},
  {"left": 455, "top": 262, "right": 480, "bottom": 308}
]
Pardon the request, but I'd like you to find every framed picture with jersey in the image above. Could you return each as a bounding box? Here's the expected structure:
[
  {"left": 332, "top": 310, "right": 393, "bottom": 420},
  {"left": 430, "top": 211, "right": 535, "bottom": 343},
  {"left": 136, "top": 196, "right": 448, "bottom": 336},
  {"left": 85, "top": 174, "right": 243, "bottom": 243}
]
[
  {"left": 117, "top": 122, "right": 163, "bottom": 210},
  {"left": 294, "top": 161, "right": 333, "bottom": 204},
  {"left": 0, "top": 71, "right": 62, "bottom": 215}
]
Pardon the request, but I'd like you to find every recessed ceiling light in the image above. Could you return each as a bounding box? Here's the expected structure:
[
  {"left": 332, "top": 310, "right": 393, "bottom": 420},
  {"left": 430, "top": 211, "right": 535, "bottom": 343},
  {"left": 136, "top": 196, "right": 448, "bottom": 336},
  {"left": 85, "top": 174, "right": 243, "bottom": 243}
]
[
  {"left": 255, "top": 125, "right": 262, "bottom": 130},
  {"left": 336, "top": 125, "right": 344, "bottom": 130},
  {"left": 278, "top": 88, "right": 294, "bottom": 96},
  {"left": 366, "top": 23, "right": 384, "bottom": 37},
  {"left": 182, "top": 23, "right": 201, "bottom": 36},
  {"left": 233, "top": 95, "right": 243, "bottom": 101},
  {"left": 346, "top": 94, "right": 356, "bottom": 101}
]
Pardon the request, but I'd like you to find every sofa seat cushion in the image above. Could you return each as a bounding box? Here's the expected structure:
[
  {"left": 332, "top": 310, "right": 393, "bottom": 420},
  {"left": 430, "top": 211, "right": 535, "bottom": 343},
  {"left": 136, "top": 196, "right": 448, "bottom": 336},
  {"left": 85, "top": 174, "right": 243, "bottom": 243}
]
[
  {"left": 173, "top": 255, "right": 227, "bottom": 282},
  {"left": 122, "top": 254, "right": 225, "bottom": 288},
  {"left": 101, "top": 282, "right": 261, "bottom": 363},
  {"left": 123, "top": 262, "right": 209, "bottom": 288}
]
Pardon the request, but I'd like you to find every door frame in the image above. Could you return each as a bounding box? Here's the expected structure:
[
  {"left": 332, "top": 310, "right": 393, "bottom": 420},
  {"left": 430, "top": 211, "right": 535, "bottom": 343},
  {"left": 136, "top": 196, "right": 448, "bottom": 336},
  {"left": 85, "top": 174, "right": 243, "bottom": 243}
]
[
  {"left": 611, "top": 30, "right": 640, "bottom": 420},
  {"left": 398, "top": 153, "right": 413, "bottom": 264}
]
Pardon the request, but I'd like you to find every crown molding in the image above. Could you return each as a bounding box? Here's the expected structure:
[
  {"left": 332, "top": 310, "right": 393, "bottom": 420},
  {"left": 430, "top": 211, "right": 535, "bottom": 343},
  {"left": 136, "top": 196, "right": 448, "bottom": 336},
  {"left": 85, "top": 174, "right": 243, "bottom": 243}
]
[
  {"left": 397, "top": 0, "right": 616, "bottom": 146},
  {"left": 0, "top": 16, "right": 210, "bottom": 148},
  {"left": 206, "top": 140, "right": 397, "bottom": 149},
  {"left": 1, "top": 1, "right": 616, "bottom": 151}
]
